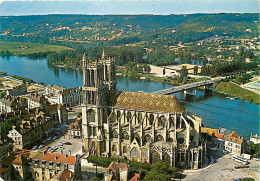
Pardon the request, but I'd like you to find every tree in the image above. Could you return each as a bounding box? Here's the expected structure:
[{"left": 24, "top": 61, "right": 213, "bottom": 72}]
[
  {"left": 180, "top": 66, "right": 188, "bottom": 78},
  {"left": 194, "top": 65, "right": 198, "bottom": 75},
  {"left": 90, "top": 177, "right": 101, "bottom": 181},
  {"left": 144, "top": 161, "right": 178, "bottom": 181}
]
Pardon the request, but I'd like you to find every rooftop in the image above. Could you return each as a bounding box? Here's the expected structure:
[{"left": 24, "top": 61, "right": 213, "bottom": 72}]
[
  {"left": 106, "top": 90, "right": 185, "bottom": 114},
  {"left": 41, "top": 152, "right": 76, "bottom": 165}
]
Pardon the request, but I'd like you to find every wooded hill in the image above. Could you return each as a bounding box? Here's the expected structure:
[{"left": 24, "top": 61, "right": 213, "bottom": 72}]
[{"left": 0, "top": 13, "right": 258, "bottom": 46}]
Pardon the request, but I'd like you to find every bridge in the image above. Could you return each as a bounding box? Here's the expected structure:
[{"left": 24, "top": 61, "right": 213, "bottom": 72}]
[{"left": 153, "top": 77, "right": 225, "bottom": 95}]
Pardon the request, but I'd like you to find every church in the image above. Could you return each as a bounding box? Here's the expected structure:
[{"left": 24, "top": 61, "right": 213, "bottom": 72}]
[{"left": 81, "top": 50, "right": 206, "bottom": 169}]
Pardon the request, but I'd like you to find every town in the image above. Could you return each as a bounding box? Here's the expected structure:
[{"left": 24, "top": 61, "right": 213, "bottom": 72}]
[
  {"left": 0, "top": 48, "right": 259, "bottom": 180},
  {"left": 0, "top": 2, "right": 259, "bottom": 181}
]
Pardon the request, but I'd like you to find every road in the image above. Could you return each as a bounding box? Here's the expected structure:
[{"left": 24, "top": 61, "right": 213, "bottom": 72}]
[{"left": 183, "top": 150, "right": 258, "bottom": 181}]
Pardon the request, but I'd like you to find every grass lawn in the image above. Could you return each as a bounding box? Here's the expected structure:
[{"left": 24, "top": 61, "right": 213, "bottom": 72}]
[
  {"left": 0, "top": 41, "right": 74, "bottom": 55},
  {"left": 215, "top": 82, "right": 260, "bottom": 104}
]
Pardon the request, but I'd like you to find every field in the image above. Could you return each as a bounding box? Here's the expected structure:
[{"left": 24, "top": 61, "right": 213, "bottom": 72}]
[
  {"left": 0, "top": 41, "right": 74, "bottom": 55},
  {"left": 215, "top": 82, "right": 260, "bottom": 104}
]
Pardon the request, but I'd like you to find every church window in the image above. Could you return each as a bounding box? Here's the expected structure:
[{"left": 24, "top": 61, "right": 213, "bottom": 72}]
[
  {"left": 122, "top": 131, "right": 129, "bottom": 140},
  {"left": 112, "top": 145, "right": 117, "bottom": 152},
  {"left": 123, "top": 146, "right": 127, "bottom": 153},
  {"left": 112, "top": 130, "right": 118, "bottom": 138},
  {"left": 130, "top": 147, "right": 139, "bottom": 157}
]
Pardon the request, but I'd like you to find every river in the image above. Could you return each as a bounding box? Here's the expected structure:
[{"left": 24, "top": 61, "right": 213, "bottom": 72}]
[{"left": 0, "top": 56, "right": 259, "bottom": 138}]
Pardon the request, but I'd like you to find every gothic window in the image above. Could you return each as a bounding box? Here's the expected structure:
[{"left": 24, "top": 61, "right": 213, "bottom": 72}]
[
  {"left": 149, "top": 114, "right": 154, "bottom": 125},
  {"left": 111, "top": 112, "right": 116, "bottom": 122},
  {"left": 111, "top": 130, "right": 118, "bottom": 138},
  {"left": 176, "top": 116, "right": 180, "bottom": 129},
  {"left": 123, "top": 146, "right": 127, "bottom": 153},
  {"left": 130, "top": 147, "right": 139, "bottom": 157},
  {"left": 88, "top": 109, "right": 95, "bottom": 123},
  {"left": 158, "top": 116, "right": 166, "bottom": 128},
  {"left": 168, "top": 138, "right": 174, "bottom": 143},
  {"left": 143, "top": 134, "right": 151, "bottom": 145},
  {"left": 162, "top": 152, "right": 170, "bottom": 165},
  {"left": 122, "top": 131, "right": 129, "bottom": 140},
  {"left": 169, "top": 117, "right": 175, "bottom": 128},
  {"left": 181, "top": 120, "right": 186, "bottom": 129},
  {"left": 112, "top": 145, "right": 117, "bottom": 152},
  {"left": 93, "top": 127, "right": 96, "bottom": 136},
  {"left": 156, "top": 134, "right": 164, "bottom": 141},
  {"left": 150, "top": 150, "right": 160, "bottom": 164},
  {"left": 117, "top": 111, "right": 121, "bottom": 121},
  {"left": 137, "top": 113, "right": 142, "bottom": 124},
  {"left": 133, "top": 132, "right": 141, "bottom": 145},
  {"left": 177, "top": 138, "right": 185, "bottom": 144},
  {"left": 127, "top": 112, "right": 132, "bottom": 122}
]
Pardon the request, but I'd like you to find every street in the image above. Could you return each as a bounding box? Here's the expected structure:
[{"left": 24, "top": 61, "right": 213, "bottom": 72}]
[{"left": 183, "top": 150, "right": 258, "bottom": 181}]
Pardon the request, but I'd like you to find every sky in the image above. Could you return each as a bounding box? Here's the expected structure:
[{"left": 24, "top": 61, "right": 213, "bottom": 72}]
[{"left": 0, "top": 0, "right": 258, "bottom": 16}]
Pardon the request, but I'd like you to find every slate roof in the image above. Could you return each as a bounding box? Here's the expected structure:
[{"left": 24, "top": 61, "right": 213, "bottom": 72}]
[{"left": 106, "top": 91, "right": 185, "bottom": 113}]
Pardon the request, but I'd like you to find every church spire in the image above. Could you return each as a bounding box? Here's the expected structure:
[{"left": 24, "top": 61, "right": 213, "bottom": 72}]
[
  {"left": 101, "top": 48, "right": 106, "bottom": 60},
  {"left": 82, "top": 52, "right": 86, "bottom": 68}
]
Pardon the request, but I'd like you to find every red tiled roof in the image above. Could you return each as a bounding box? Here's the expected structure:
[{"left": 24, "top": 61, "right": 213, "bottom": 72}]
[
  {"left": 130, "top": 173, "right": 141, "bottom": 181},
  {"left": 223, "top": 131, "right": 244, "bottom": 144},
  {"left": 50, "top": 169, "right": 74, "bottom": 181},
  {"left": 0, "top": 167, "right": 5, "bottom": 175},
  {"left": 12, "top": 155, "right": 25, "bottom": 165},
  {"left": 41, "top": 153, "right": 76, "bottom": 165},
  {"left": 214, "top": 133, "right": 224, "bottom": 139}
]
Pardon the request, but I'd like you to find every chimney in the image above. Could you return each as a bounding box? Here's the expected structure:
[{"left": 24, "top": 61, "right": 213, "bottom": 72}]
[
  {"left": 61, "top": 150, "right": 63, "bottom": 155},
  {"left": 55, "top": 156, "right": 58, "bottom": 160},
  {"left": 65, "top": 154, "right": 68, "bottom": 158},
  {"left": 69, "top": 150, "right": 71, "bottom": 156}
]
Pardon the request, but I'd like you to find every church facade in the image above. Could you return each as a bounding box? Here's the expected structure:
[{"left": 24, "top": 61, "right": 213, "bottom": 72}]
[{"left": 81, "top": 51, "right": 206, "bottom": 169}]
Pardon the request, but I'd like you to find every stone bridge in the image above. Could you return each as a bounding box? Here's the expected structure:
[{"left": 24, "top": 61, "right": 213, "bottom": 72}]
[{"left": 153, "top": 77, "right": 225, "bottom": 96}]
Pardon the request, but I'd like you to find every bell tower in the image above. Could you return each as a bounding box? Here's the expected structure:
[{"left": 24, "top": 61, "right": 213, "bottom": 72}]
[
  {"left": 102, "top": 49, "right": 117, "bottom": 90},
  {"left": 82, "top": 52, "right": 106, "bottom": 156}
]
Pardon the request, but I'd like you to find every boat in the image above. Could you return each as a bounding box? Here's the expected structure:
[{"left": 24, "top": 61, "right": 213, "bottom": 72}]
[{"left": 138, "top": 90, "right": 144, "bottom": 93}]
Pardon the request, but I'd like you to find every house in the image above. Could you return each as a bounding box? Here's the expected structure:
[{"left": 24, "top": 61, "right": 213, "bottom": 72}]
[
  {"left": 49, "top": 169, "right": 74, "bottom": 181},
  {"left": 45, "top": 85, "right": 83, "bottom": 107},
  {"left": 0, "top": 138, "right": 13, "bottom": 160},
  {"left": 29, "top": 152, "right": 82, "bottom": 181},
  {"left": 45, "top": 84, "right": 65, "bottom": 97},
  {"left": 27, "top": 93, "right": 49, "bottom": 109},
  {"left": 104, "top": 161, "right": 129, "bottom": 181},
  {"left": 250, "top": 133, "right": 260, "bottom": 144},
  {"left": 6, "top": 85, "right": 27, "bottom": 96},
  {"left": 11, "top": 154, "right": 29, "bottom": 180},
  {"left": 0, "top": 95, "right": 21, "bottom": 113},
  {"left": 223, "top": 131, "right": 245, "bottom": 155},
  {"left": 8, "top": 116, "right": 54, "bottom": 149},
  {"left": 58, "top": 87, "right": 83, "bottom": 107},
  {"left": 68, "top": 121, "right": 82, "bottom": 139}
]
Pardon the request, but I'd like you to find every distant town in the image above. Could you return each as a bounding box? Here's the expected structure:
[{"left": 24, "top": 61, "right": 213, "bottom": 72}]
[{"left": 0, "top": 13, "right": 259, "bottom": 181}]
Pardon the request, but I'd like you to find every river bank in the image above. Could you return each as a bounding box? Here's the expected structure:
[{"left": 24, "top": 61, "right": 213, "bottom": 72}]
[{"left": 215, "top": 82, "right": 260, "bottom": 104}]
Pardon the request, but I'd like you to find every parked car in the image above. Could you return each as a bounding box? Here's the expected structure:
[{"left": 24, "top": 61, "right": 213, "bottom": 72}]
[
  {"left": 42, "top": 140, "right": 47, "bottom": 144},
  {"left": 211, "top": 147, "right": 218, "bottom": 151},
  {"left": 38, "top": 145, "right": 44, "bottom": 149},
  {"left": 53, "top": 136, "right": 58, "bottom": 140},
  {"left": 55, "top": 132, "right": 61, "bottom": 136},
  {"left": 32, "top": 146, "right": 38, "bottom": 150},
  {"left": 47, "top": 138, "right": 52, "bottom": 141}
]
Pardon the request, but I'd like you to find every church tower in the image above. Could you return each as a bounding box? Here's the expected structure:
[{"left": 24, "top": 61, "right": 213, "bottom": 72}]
[
  {"left": 81, "top": 52, "right": 106, "bottom": 156},
  {"left": 82, "top": 49, "right": 117, "bottom": 156},
  {"left": 101, "top": 49, "right": 117, "bottom": 91}
]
